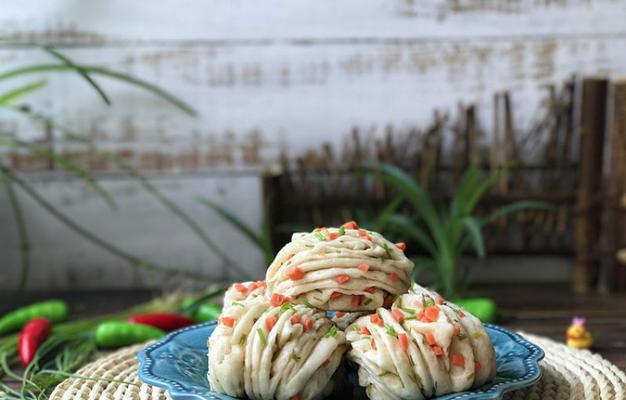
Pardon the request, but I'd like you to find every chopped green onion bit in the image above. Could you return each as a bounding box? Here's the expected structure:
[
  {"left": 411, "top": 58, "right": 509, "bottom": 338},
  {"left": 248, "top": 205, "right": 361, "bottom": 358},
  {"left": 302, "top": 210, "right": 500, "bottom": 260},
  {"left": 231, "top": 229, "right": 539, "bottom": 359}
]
[
  {"left": 325, "top": 325, "right": 338, "bottom": 338},
  {"left": 385, "top": 323, "right": 397, "bottom": 337},
  {"left": 257, "top": 328, "right": 267, "bottom": 346},
  {"left": 314, "top": 232, "right": 326, "bottom": 241}
]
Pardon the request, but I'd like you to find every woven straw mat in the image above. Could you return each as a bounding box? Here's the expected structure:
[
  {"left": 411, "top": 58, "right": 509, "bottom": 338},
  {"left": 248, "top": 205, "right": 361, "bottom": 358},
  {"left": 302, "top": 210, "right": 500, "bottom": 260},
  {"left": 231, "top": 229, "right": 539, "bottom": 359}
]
[{"left": 50, "top": 333, "right": 626, "bottom": 400}]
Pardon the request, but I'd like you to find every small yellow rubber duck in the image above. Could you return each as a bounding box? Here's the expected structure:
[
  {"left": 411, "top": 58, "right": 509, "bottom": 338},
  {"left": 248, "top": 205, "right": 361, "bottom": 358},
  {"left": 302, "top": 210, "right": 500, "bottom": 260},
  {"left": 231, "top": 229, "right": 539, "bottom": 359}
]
[{"left": 566, "top": 317, "right": 593, "bottom": 349}]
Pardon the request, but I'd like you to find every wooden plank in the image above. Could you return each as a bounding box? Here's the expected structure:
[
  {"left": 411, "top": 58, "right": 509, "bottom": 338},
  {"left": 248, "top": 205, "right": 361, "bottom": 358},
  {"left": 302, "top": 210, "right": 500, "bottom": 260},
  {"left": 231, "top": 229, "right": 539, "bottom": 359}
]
[
  {"left": 603, "top": 80, "right": 626, "bottom": 291},
  {"left": 2, "top": 36, "right": 626, "bottom": 170},
  {"left": 1, "top": 0, "right": 626, "bottom": 43},
  {"left": 573, "top": 78, "right": 608, "bottom": 293},
  {"left": 0, "top": 172, "right": 266, "bottom": 290}
]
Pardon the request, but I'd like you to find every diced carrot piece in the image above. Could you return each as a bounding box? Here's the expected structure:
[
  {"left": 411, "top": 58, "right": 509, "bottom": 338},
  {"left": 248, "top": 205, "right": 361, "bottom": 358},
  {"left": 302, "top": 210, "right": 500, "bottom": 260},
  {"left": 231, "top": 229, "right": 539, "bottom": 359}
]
[
  {"left": 257, "top": 280, "right": 267, "bottom": 287},
  {"left": 358, "top": 263, "right": 370, "bottom": 272},
  {"left": 432, "top": 345, "right": 443, "bottom": 356},
  {"left": 343, "top": 221, "right": 359, "bottom": 229},
  {"left": 336, "top": 274, "right": 351, "bottom": 284},
  {"left": 330, "top": 292, "right": 343, "bottom": 300},
  {"left": 234, "top": 283, "right": 248, "bottom": 293},
  {"left": 388, "top": 272, "right": 398, "bottom": 282},
  {"left": 454, "top": 325, "right": 462, "bottom": 336},
  {"left": 219, "top": 317, "right": 235, "bottom": 327},
  {"left": 286, "top": 265, "right": 305, "bottom": 280},
  {"left": 265, "top": 316, "right": 277, "bottom": 331},
  {"left": 370, "top": 314, "right": 384, "bottom": 327},
  {"left": 474, "top": 361, "right": 481, "bottom": 372},
  {"left": 417, "top": 312, "right": 426, "bottom": 322},
  {"left": 328, "top": 232, "right": 340, "bottom": 240},
  {"left": 335, "top": 311, "right": 346, "bottom": 318},
  {"left": 367, "top": 235, "right": 374, "bottom": 241},
  {"left": 248, "top": 282, "right": 259, "bottom": 291},
  {"left": 391, "top": 309, "right": 404, "bottom": 323},
  {"left": 304, "top": 317, "right": 313, "bottom": 331},
  {"left": 358, "top": 229, "right": 367, "bottom": 237},
  {"left": 360, "top": 326, "right": 371, "bottom": 335},
  {"left": 425, "top": 332, "right": 437, "bottom": 346},
  {"left": 290, "top": 315, "right": 301, "bottom": 324},
  {"left": 452, "top": 354, "right": 465, "bottom": 367},
  {"left": 351, "top": 295, "right": 362, "bottom": 307},
  {"left": 270, "top": 293, "right": 287, "bottom": 307},
  {"left": 371, "top": 340, "right": 377, "bottom": 350},
  {"left": 322, "top": 359, "right": 330, "bottom": 367},
  {"left": 364, "top": 287, "right": 376, "bottom": 293},
  {"left": 398, "top": 333, "right": 409, "bottom": 352},
  {"left": 424, "top": 306, "right": 440, "bottom": 322},
  {"left": 458, "top": 311, "right": 466, "bottom": 318},
  {"left": 436, "top": 297, "right": 445, "bottom": 304},
  {"left": 395, "top": 242, "right": 406, "bottom": 251}
]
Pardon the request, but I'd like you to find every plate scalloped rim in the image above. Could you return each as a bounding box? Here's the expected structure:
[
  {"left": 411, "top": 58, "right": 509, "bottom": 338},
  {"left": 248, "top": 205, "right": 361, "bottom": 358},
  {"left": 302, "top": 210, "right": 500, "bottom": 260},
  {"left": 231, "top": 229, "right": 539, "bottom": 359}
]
[{"left": 138, "top": 322, "right": 544, "bottom": 400}]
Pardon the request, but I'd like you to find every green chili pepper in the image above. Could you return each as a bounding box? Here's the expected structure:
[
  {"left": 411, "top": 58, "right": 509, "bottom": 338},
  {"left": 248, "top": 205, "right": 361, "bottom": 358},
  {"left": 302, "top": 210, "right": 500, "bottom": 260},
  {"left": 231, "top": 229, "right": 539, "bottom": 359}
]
[
  {"left": 95, "top": 321, "right": 165, "bottom": 348},
  {"left": 179, "top": 297, "right": 197, "bottom": 317},
  {"left": 0, "top": 300, "right": 69, "bottom": 335},
  {"left": 195, "top": 303, "right": 222, "bottom": 323}
]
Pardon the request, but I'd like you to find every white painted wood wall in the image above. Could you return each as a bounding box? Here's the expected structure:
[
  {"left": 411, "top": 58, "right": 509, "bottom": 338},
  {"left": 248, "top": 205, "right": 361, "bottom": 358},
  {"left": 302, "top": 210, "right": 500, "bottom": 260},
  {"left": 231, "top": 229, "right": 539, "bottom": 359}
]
[{"left": 1, "top": 0, "right": 625, "bottom": 290}]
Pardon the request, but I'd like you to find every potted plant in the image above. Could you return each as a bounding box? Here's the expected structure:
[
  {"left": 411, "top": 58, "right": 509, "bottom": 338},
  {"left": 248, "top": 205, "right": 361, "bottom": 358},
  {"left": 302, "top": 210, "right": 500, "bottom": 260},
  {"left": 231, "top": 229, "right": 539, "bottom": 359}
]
[{"left": 367, "top": 162, "right": 551, "bottom": 322}]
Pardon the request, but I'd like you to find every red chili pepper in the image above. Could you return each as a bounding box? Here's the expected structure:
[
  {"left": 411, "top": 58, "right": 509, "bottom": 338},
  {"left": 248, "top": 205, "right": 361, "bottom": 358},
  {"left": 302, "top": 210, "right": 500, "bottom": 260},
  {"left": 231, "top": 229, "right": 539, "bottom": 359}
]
[
  {"left": 18, "top": 317, "right": 51, "bottom": 367},
  {"left": 128, "top": 313, "right": 196, "bottom": 332}
]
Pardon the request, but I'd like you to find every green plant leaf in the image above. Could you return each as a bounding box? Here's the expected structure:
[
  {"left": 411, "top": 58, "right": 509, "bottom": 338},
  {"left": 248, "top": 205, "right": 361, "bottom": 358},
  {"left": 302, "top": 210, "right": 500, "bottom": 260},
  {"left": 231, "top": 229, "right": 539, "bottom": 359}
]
[
  {"left": 1, "top": 105, "right": 249, "bottom": 279},
  {"left": 0, "top": 167, "right": 30, "bottom": 290},
  {"left": 35, "top": 44, "right": 111, "bottom": 105},
  {"left": 461, "top": 217, "right": 485, "bottom": 257},
  {"left": 0, "top": 165, "right": 212, "bottom": 282},
  {"left": 450, "top": 166, "right": 480, "bottom": 217},
  {"left": 364, "top": 162, "right": 446, "bottom": 245},
  {"left": 384, "top": 214, "right": 437, "bottom": 256},
  {"left": 3, "top": 137, "right": 117, "bottom": 210},
  {"left": 0, "top": 80, "right": 46, "bottom": 104},
  {"left": 410, "top": 256, "right": 438, "bottom": 283},
  {"left": 482, "top": 200, "right": 553, "bottom": 226},
  {"left": 373, "top": 195, "right": 404, "bottom": 231},
  {"left": 0, "top": 64, "right": 196, "bottom": 116},
  {"left": 463, "top": 167, "right": 505, "bottom": 216},
  {"left": 197, "top": 196, "right": 273, "bottom": 260}
]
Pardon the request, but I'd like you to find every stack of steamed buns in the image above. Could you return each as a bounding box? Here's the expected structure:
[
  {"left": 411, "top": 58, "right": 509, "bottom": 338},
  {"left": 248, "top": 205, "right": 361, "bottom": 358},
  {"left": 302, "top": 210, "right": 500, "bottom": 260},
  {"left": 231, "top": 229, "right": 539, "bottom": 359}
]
[{"left": 208, "top": 222, "right": 496, "bottom": 400}]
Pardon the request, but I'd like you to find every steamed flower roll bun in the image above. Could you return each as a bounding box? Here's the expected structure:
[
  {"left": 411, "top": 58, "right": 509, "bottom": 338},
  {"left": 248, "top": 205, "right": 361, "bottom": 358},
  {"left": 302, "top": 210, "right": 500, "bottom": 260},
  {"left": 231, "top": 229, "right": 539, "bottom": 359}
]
[
  {"left": 244, "top": 301, "right": 347, "bottom": 400},
  {"left": 346, "top": 284, "right": 496, "bottom": 400},
  {"left": 208, "top": 282, "right": 269, "bottom": 397},
  {"left": 223, "top": 280, "right": 267, "bottom": 308},
  {"left": 266, "top": 222, "right": 414, "bottom": 311}
]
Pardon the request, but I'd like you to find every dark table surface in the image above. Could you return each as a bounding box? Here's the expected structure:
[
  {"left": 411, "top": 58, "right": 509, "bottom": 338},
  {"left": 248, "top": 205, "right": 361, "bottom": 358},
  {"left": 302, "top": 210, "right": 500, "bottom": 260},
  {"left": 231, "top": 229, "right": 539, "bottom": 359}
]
[{"left": 2, "top": 284, "right": 625, "bottom": 393}]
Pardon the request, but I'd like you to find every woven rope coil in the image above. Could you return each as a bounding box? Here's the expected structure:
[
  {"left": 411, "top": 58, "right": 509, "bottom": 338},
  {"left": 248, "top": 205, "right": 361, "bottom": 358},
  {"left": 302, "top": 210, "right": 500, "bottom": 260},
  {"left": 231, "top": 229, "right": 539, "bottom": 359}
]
[{"left": 50, "top": 333, "right": 625, "bottom": 400}]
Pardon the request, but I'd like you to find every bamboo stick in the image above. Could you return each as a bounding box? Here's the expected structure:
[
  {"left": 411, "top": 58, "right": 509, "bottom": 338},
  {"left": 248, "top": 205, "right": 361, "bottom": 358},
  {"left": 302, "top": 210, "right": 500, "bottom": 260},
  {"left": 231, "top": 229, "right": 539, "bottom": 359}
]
[{"left": 574, "top": 78, "right": 609, "bottom": 293}]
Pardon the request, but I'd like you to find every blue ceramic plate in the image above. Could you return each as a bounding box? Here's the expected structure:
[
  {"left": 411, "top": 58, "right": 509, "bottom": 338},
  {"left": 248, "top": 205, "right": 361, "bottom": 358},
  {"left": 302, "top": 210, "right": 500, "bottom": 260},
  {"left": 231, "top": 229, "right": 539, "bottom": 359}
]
[{"left": 138, "top": 322, "right": 544, "bottom": 400}]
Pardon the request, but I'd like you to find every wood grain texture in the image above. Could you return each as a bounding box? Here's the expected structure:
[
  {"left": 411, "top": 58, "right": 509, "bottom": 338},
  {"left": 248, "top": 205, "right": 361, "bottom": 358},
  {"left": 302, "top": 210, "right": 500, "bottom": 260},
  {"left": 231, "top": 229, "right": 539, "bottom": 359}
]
[
  {"left": 2, "top": 1, "right": 626, "bottom": 288},
  {"left": 2, "top": 0, "right": 626, "bottom": 42},
  {"left": 0, "top": 172, "right": 266, "bottom": 290}
]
